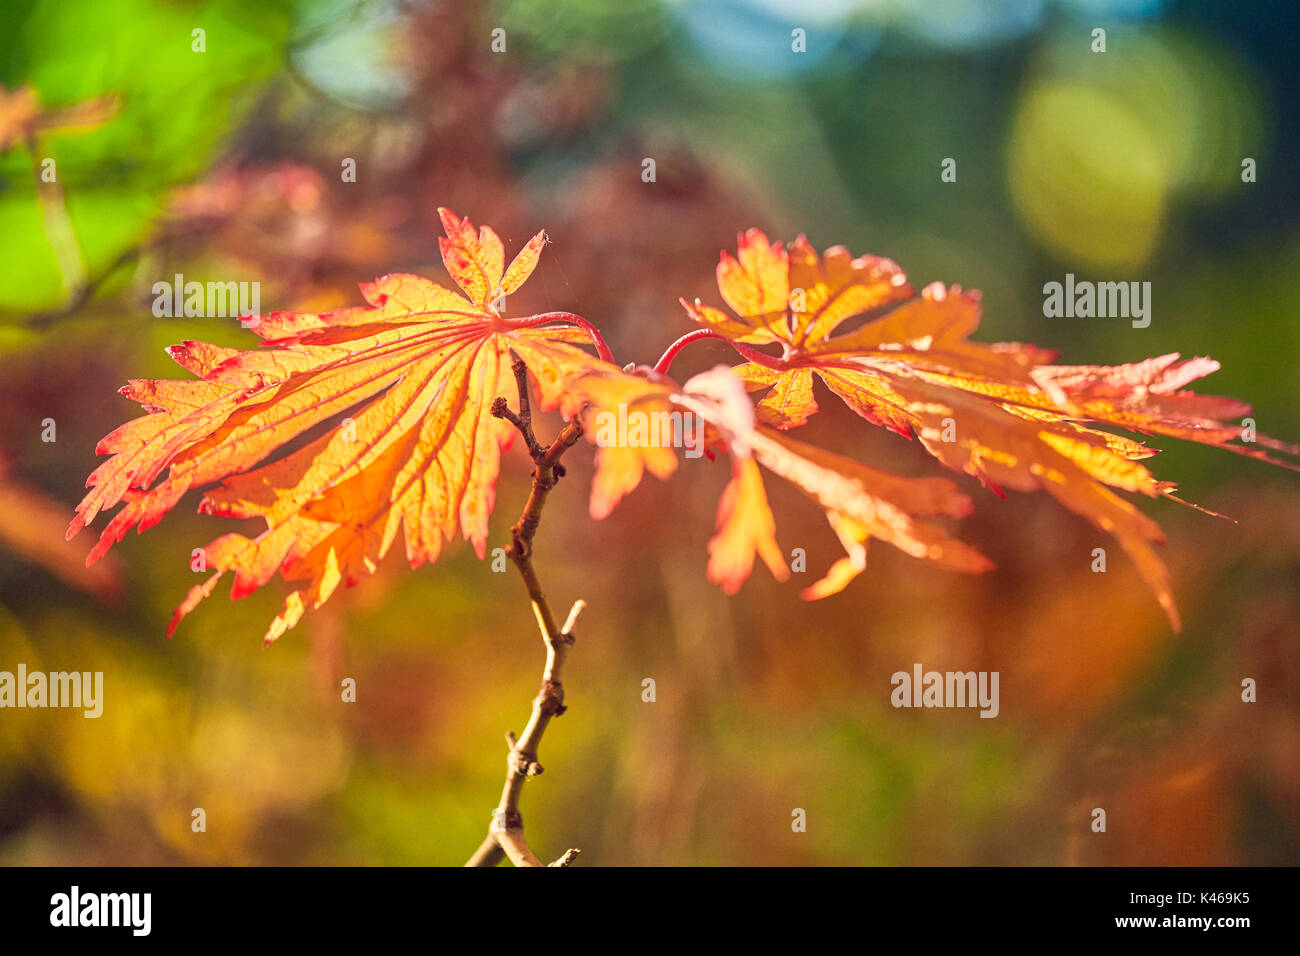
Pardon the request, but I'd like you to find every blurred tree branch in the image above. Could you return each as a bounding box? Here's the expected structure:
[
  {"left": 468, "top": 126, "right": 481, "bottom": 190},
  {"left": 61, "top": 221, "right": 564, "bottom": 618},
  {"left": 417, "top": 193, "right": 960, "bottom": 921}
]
[
  {"left": 465, "top": 356, "right": 584, "bottom": 867},
  {"left": 20, "top": 244, "right": 141, "bottom": 329},
  {"left": 0, "top": 86, "right": 123, "bottom": 325},
  {"left": 27, "top": 134, "right": 87, "bottom": 295}
]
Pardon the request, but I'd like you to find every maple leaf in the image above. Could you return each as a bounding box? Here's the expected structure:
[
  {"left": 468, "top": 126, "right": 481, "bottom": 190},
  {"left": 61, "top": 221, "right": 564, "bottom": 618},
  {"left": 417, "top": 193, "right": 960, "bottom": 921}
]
[
  {"left": 560, "top": 363, "right": 682, "bottom": 521},
  {"left": 676, "top": 230, "right": 1300, "bottom": 628},
  {"left": 69, "top": 209, "right": 611, "bottom": 644},
  {"left": 568, "top": 364, "right": 988, "bottom": 598}
]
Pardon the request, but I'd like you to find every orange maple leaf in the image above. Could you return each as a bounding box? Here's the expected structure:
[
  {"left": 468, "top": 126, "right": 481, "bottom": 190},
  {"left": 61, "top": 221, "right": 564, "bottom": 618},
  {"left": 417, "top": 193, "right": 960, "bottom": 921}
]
[
  {"left": 69, "top": 209, "right": 612, "bottom": 644},
  {"left": 70, "top": 213, "right": 1296, "bottom": 640},
  {"left": 568, "top": 363, "right": 989, "bottom": 599},
  {"left": 667, "top": 230, "right": 1300, "bottom": 628}
]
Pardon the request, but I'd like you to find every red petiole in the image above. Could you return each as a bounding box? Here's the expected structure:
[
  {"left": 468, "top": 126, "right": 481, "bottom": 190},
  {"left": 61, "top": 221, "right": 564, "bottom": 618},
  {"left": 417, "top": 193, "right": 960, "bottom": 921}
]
[
  {"left": 652, "top": 328, "right": 789, "bottom": 376},
  {"left": 508, "top": 312, "right": 617, "bottom": 364}
]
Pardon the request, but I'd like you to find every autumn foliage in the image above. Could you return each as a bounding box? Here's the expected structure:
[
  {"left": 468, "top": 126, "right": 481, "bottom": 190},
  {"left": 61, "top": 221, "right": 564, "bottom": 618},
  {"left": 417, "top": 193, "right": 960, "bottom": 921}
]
[{"left": 69, "top": 210, "right": 1298, "bottom": 642}]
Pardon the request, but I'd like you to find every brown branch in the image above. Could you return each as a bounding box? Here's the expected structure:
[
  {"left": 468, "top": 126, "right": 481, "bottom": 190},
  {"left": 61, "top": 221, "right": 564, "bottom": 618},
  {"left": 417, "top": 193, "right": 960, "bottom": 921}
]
[{"left": 465, "top": 356, "right": 585, "bottom": 867}]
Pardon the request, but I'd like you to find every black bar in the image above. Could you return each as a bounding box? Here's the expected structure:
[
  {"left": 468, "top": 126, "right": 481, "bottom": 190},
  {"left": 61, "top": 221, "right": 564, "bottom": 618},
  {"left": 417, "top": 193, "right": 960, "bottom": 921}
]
[{"left": 0, "top": 865, "right": 1282, "bottom": 941}]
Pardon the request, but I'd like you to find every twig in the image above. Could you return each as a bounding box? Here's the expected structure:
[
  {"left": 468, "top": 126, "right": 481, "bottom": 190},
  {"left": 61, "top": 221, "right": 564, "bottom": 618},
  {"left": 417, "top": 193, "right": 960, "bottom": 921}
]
[
  {"left": 465, "top": 355, "right": 585, "bottom": 867},
  {"left": 27, "top": 134, "right": 87, "bottom": 296},
  {"left": 21, "top": 244, "right": 143, "bottom": 329},
  {"left": 490, "top": 357, "right": 548, "bottom": 461},
  {"left": 548, "top": 848, "right": 581, "bottom": 867}
]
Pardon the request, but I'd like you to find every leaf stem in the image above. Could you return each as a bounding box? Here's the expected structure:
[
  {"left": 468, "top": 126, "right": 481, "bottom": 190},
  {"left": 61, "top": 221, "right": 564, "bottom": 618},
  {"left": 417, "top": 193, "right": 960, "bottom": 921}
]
[
  {"left": 652, "top": 328, "right": 788, "bottom": 375},
  {"left": 510, "top": 311, "right": 617, "bottom": 365}
]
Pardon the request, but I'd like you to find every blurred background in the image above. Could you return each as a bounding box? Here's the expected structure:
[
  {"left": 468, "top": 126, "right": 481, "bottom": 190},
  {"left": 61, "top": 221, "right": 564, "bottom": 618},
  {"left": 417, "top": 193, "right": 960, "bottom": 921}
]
[{"left": 0, "top": 0, "right": 1297, "bottom": 865}]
